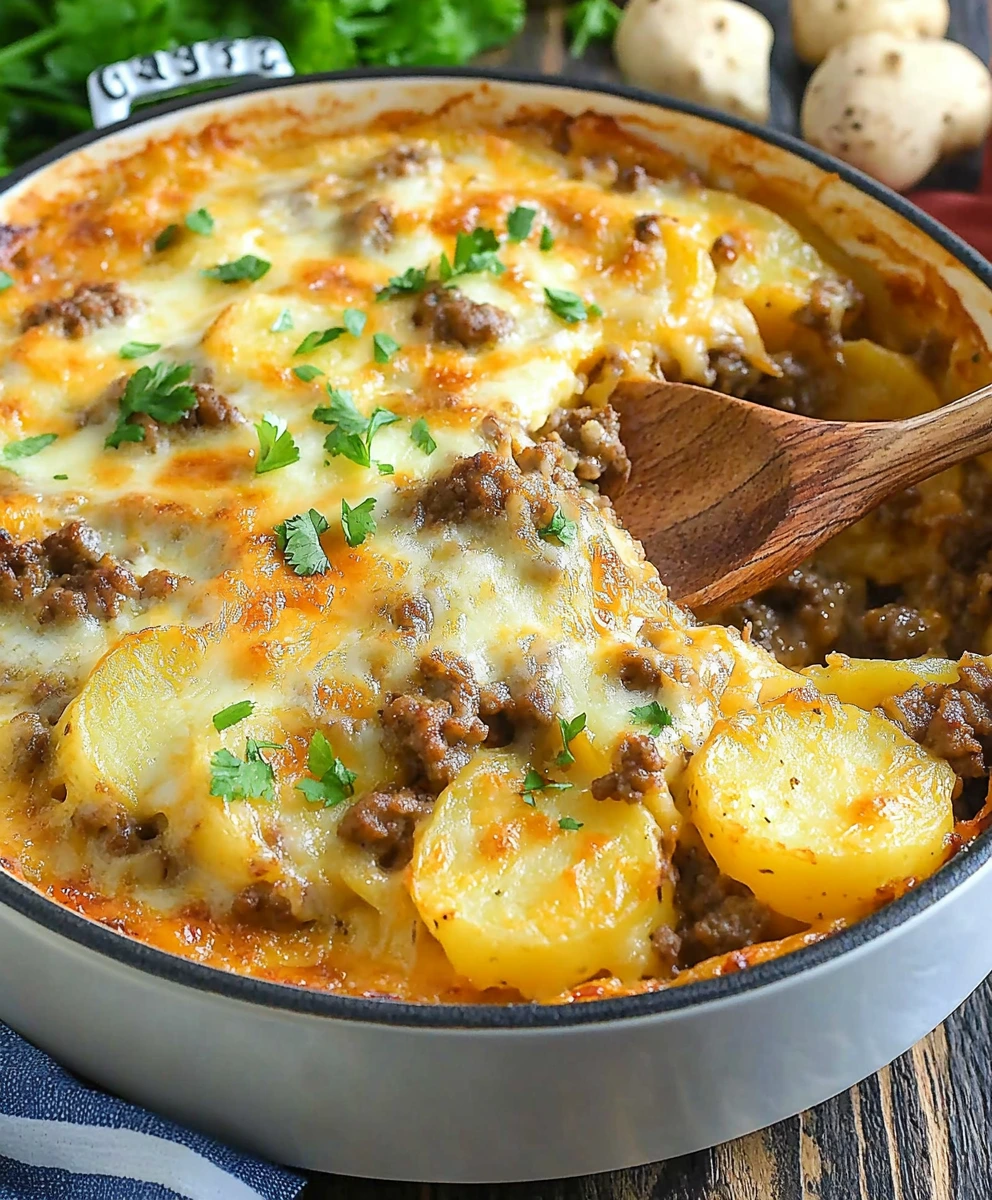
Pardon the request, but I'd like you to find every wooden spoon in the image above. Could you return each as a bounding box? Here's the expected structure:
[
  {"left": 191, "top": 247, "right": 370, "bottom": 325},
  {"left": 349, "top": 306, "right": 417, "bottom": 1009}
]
[{"left": 609, "top": 378, "right": 992, "bottom": 610}]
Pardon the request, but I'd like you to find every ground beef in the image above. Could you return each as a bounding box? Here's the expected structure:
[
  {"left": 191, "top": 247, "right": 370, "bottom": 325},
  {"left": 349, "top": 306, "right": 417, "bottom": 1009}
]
[
  {"left": 381, "top": 650, "right": 488, "bottom": 791},
  {"left": 231, "top": 882, "right": 299, "bottom": 929},
  {"left": 413, "top": 284, "right": 513, "bottom": 348},
  {"left": 706, "top": 348, "right": 822, "bottom": 417},
  {"left": 337, "top": 787, "right": 435, "bottom": 870},
  {"left": 390, "top": 594, "right": 434, "bottom": 640},
  {"left": 21, "top": 282, "right": 135, "bottom": 338},
  {"left": 792, "top": 276, "right": 864, "bottom": 349},
  {"left": 7, "top": 712, "right": 49, "bottom": 780},
  {"left": 102, "top": 377, "right": 242, "bottom": 451},
  {"left": 723, "top": 566, "right": 851, "bottom": 670},
  {"left": 0, "top": 223, "right": 31, "bottom": 269},
  {"left": 184, "top": 382, "right": 242, "bottom": 429},
  {"left": 591, "top": 734, "right": 665, "bottom": 802},
  {"left": 674, "top": 842, "right": 776, "bottom": 967},
  {"left": 614, "top": 164, "right": 648, "bottom": 192},
  {"left": 707, "top": 349, "right": 763, "bottom": 398},
  {"left": 479, "top": 659, "right": 556, "bottom": 747},
  {"left": 633, "top": 214, "right": 663, "bottom": 243},
  {"left": 884, "top": 654, "right": 992, "bottom": 779},
  {"left": 650, "top": 924, "right": 682, "bottom": 978},
  {"left": 857, "top": 603, "right": 942, "bottom": 659},
  {"left": 346, "top": 199, "right": 394, "bottom": 252},
  {"left": 71, "top": 803, "right": 167, "bottom": 857},
  {"left": 0, "top": 520, "right": 177, "bottom": 623},
  {"left": 534, "top": 403, "right": 631, "bottom": 498},
  {"left": 419, "top": 450, "right": 517, "bottom": 523},
  {"left": 618, "top": 646, "right": 668, "bottom": 691},
  {"left": 370, "top": 141, "right": 438, "bottom": 179},
  {"left": 710, "top": 232, "right": 740, "bottom": 268}
]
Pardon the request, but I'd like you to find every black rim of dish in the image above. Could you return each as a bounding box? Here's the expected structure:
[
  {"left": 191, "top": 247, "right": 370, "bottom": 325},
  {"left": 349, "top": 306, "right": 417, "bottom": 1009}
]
[{"left": 2, "top": 66, "right": 992, "bottom": 1031}]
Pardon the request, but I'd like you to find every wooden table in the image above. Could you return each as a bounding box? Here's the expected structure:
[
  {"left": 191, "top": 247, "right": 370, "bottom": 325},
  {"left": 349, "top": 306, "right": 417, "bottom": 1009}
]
[{"left": 307, "top": 4, "right": 992, "bottom": 1196}]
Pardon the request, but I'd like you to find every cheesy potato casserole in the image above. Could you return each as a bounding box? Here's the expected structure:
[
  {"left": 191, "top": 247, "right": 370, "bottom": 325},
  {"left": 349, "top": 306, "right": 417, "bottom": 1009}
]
[{"left": 1, "top": 105, "right": 990, "bottom": 1004}]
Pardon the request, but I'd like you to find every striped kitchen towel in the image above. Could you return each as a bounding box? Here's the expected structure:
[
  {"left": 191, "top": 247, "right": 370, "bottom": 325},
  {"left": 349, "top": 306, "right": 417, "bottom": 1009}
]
[{"left": 0, "top": 1024, "right": 306, "bottom": 1200}]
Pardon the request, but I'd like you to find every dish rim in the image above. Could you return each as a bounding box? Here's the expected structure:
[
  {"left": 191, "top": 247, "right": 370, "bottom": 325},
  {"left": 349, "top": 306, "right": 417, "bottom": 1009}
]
[{"left": 2, "top": 65, "right": 992, "bottom": 1031}]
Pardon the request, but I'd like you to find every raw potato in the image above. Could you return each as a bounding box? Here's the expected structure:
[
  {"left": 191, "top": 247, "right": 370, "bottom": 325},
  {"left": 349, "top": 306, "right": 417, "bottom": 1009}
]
[
  {"left": 410, "top": 751, "right": 674, "bottom": 1000},
  {"left": 615, "top": 0, "right": 773, "bottom": 125},
  {"left": 791, "top": 0, "right": 949, "bottom": 65},
  {"left": 801, "top": 34, "right": 992, "bottom": 191},
  {"left": 683, "top": 690, "right": 955, "bottom": 923}
]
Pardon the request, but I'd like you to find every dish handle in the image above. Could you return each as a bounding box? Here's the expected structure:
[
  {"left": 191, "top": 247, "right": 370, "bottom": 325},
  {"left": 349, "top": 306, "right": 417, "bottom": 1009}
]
[{"left": 86, "top": 38, "right": 295, "bottom": 129}]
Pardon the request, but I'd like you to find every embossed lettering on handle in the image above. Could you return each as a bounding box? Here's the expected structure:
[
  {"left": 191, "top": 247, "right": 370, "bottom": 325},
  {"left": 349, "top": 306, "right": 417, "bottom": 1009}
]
[{"left": 86, "top": 37, "right": 294, "bottom": 129}]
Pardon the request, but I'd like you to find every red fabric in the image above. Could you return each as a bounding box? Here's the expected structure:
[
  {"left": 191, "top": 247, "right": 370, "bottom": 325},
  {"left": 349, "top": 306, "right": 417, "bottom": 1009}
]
[{"left": 908, "top": 139, "right": 992, "bottom": 260}]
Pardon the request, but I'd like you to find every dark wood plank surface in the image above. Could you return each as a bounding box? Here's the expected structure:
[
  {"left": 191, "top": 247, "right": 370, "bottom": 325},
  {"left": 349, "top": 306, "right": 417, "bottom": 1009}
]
[{"left": 306, "top": 4, "right": 992, "bottom": 1196}]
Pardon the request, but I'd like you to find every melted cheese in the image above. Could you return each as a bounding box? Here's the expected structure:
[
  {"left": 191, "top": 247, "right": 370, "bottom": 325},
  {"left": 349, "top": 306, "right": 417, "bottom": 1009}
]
[{"left": 0, "top": 107, "right": 960, "bottom": 1003}]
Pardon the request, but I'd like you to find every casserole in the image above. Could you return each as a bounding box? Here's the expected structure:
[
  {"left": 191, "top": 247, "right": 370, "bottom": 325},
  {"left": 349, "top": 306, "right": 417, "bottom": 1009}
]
[{"left": 2, "top": 48, "right": 992, "bottom": 1180}]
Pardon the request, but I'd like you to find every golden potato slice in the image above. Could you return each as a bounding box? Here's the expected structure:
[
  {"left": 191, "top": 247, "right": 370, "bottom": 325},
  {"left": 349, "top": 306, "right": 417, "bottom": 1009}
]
[
  {"left": 410, "top": 751, "right": 671, "bottom": 1000},
  {"left": 682, "top": 690, "right": 954, "bottom": 922},
  {"left": 802, "top": 652, "right": 961, "bottom": 711}
]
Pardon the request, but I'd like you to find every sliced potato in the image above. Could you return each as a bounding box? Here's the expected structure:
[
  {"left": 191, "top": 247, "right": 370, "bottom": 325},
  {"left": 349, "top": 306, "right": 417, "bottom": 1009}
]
[
  {"left": 410, "top": 751, "right": 671, "bottom": 1000},
  {"left": 683, "top": 690, "right": 954, "bottom": 922},
  {"left": 802, "top": 652, "right": 960, "bottom": 711}
]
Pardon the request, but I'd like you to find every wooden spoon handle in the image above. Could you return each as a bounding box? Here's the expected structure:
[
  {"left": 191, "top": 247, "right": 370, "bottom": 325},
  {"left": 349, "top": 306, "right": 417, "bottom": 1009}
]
[{"left": 876, "top": 379, "right": 992, "bottom": 485}]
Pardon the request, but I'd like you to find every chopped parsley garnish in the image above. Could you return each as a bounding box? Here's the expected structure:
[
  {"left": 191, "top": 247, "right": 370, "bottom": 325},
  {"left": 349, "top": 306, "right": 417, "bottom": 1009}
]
[
  {"left": 53, "top": 473, "right": 68, "bottom": 480},
  {"left": 410, "top": 417, "right": 437, "bottom": 455},
  {"left": 271, "top": 308, "right": 294, "bottom": 332},
  {"left": 154, "top": 224, "right": 178, "bottom": 252},
  {"left": 203, "top": 255, "right": 271, "bottom": 284},
  {"left": 184, "top": 207, "right": 214, "bottom": 235},
  {"left": 341, "top": 497, "right": 377, "bottom": 547},
  {"left": 2, "top": 433, "right": 58, "bottom": 462},
  {"left": 105, "top": 361, "right": 196, "bottom": 449},
  {"left": 537, "top": 506, "right": 578, "bottom": 545},
  {"left": 0, "top": 271, "right": 13, "bottom": 291},
  {"left": 566, "top": 0, "right": 622, "bottom": 56},
  {"left": 210, "top": 738, "right": 283, "bottom": 803},
  {"left": 255, "top": 415, "right": 300, "bottom": 475},
  {"left": 507, "top": 205, "right": 536, "bottom": 242},
  {"left": 119, "top": 341, "right": 160, "bottom": 360},
  {"left": 313, "top": 388, "right": 369, "bottom": 435},
  {"left": 439, "top": 227, "right": 504, "bottom": 282},
  {"left": 212, "top": 700, "right": 255, "bottom": 733},
  {"left": 559, "top": 816, "right": 585, "bottom": 831},
  {"left": 295, "top": 327, "right": 345, "bottom": 355},
  {"left": 555, "top": 712, "right": 587, "bottom": 768},
  {"left": 377, "top": 462, "right": 395, "bottom": 476},
  {"left": 296, "top": 731, "right": 356, "bottom": 807},
  {"left": 539, "top": 225, "right": 554, "bottom": 252},
  {"left": 318, "top": 396, "right": 400, "bottom": 469},
  {"left": 630, "top": 701, "right": 674, "bottom": 737},
  {"left": 376, "top": 265, "right": 429, "bottom": 302},
  {"left": 588, "top": 303, "right": 603, "bottom": 319},
  {"left": 372, "top": 332, "right": 400, "bottom": 363},
  {"left": 521, "top": 768, "right": 573, "bottom": 801},
  {"left": 343, "top": 308, "right": 367, "bottom": 337},
  {"left": 274, "top": 508, "right": 330, "bottom": 576},
  {"left": 292, "top": 364, "right": 325, "bottom": 382},
  {"left": 545, "top": 287, "right": 592, "bottom": 324}
]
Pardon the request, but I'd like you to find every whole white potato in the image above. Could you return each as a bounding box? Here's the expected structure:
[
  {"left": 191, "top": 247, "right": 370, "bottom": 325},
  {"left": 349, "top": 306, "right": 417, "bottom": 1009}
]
[
  {"left": 791, "top": 0, "right": 949, "bottom": 65},
  {"left": 801, "top": 33, "right": 992, "bottom": 191},
  {"left": 615, "top": 0, "right": 773, "bottom": 125}
]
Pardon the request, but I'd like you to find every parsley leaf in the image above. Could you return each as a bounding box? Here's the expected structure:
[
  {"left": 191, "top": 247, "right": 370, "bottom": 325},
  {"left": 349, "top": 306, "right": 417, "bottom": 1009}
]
[
  {"left": 209, "top": 738, "right": 282, "bottom": 803},
  {"left": 292, "top": 364, "right": 325, "bottom": 382},
  {"left": 313, "top": 388, "right": 368, "bottom": 435},
  {"left": 255, "top": 415, "right": 300, "bottom": 475},
  {"left": 377, "top": 462, "right": 395, "bottom": 476},
  {"left": 559, "top": 816, "right": 585, "bottom": 831},
  {"left": 105, "top": 361, "right": 196, "bottom": 449},
  {"left": 537, "top": 506, "right": 579, "bottom": 545},
  {"left": 2, "top": 433, "right": 57, "bottom": 462},
  {"left": 410, "top": 417, "right": 437, "bottom": 455},
  {"left": 296, "top": 731, "right": 357, "bottom": 808},
  {"left": 295, "top": 327, "right": 345, "bottom": 355},
  {"left": 439, "top": 227, "right": 504, "bottom": 282},
  {"left": 377, "top": 266, "right": 429, "bottom": 302},
  {"left": 154, "top": 225, "right": 178, "bottom": 252},
  {"left": 507, "top": 205, "right": 536, "bottom": 242},
  {"left": 203, "top": 255, "right": 271, "bottom": 284},
  {"left": 555, "top": 712, "right": 587, "bottom": 768},
  {"left": 271, "top": 309, "right": 294, "bottom": 333},
  {"left": 540, "top": 225, "right": 555, "bottom": 252},
  {"left": 565, "top": 0, "right": 622, "bottom": 56},
  {"left": 522, "top": 768, "right": 573, "bottom": 798},
  {"left": 184, "top": 207, "right": 214, "bottom": 236},
  {"left": 630, "top": 701, "right": 674, "bottom": 737},
  {"left": 343, "top": 308, "right": 367, "bottom": 337},
  {"left": 212, "top": 700, "right": 255, "bottom": 733},
  {"left": 119, "top": 341, "right": 160, "bottom": 360},
  {"left": 373, "top": 332, "right": 400, "bottom": 363},
  {"left": 341, "top": 497, "right": 377, "bottom": 547},
  {"left": 545, "top": 287, "right": 591, "bottom": 323},
  {"left": 0, "top": 271, "right": 13, "bottom": 291},
  {"left": 274, "top": 508, "right": 330, "bottom": 576}
]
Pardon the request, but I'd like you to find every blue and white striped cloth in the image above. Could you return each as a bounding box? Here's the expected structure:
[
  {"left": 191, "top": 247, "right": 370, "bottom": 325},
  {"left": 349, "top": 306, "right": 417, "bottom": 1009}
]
[{"left": 0, "top": 1024, "right": 306, "bottom": 1199}]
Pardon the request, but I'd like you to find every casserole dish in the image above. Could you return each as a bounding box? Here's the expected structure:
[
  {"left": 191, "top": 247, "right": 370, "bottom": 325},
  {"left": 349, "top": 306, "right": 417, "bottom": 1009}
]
[{"left": 2, "top": 45, "right": 992, "bottom": 1181}]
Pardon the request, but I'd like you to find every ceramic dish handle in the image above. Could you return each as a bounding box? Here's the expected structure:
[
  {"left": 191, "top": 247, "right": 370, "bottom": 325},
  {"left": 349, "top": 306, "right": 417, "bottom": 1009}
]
[{"left": 86, "top": 38, "right": 295, "bottom": 129}]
